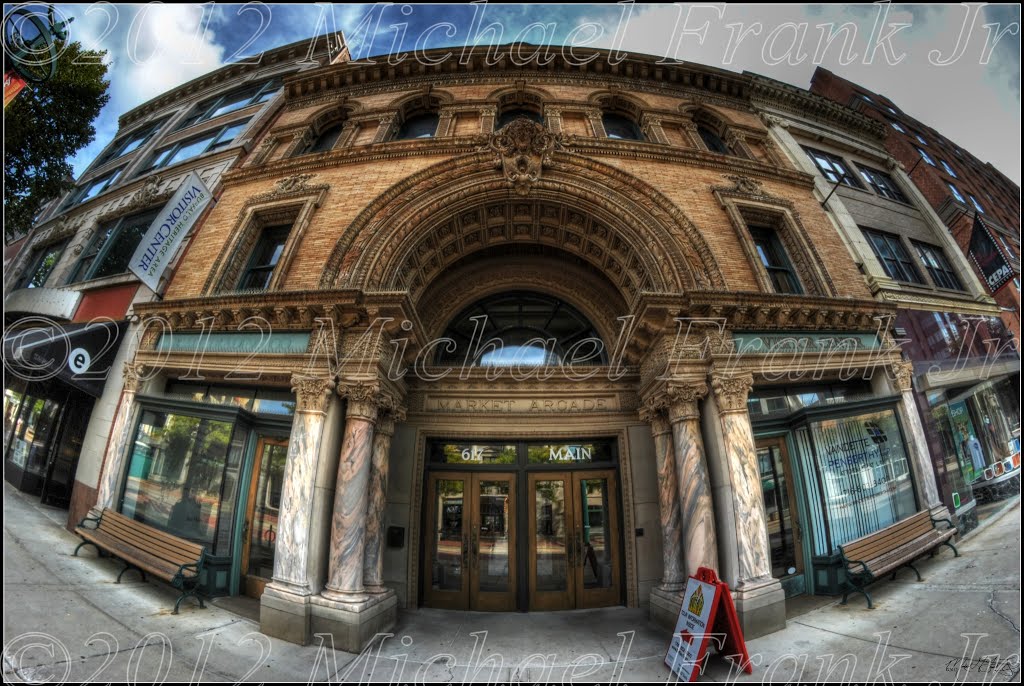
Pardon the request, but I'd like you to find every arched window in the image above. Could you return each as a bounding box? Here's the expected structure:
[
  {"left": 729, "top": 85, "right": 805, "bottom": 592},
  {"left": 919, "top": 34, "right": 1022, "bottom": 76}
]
[
  {"left": 497, "top": 108, "right": 543, "bottom": 129},
  {"left": 697, "top": 125, "right": 731, "bottom": 155},
  {"left": 396, "top": 112, "right": 439, "bottom": 140},
  {"left": 298, "top": 122, "right": 344, "bottom": 156},
  {"left": 437, "top": 292, "right": 607, "bottom": 367},
  {"left": 602, "top": 112, "right": 643, "bottom": 141}
]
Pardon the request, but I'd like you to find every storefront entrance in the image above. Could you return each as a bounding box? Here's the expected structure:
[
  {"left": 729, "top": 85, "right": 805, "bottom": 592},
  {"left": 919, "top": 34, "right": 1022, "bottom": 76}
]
[
  {"left": 241, "top": 436, "right": 288, "bottom": 598},
  {"left": 423, "top": 440, "right": 623, "bottom": 612},
  {"left": 755, "top": 436, "right": 804, "bottom": 596}
]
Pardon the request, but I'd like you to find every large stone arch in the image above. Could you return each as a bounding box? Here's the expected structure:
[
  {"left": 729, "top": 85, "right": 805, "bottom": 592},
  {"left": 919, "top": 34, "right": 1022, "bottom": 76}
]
[{"left": 318, "top": 151, "right": 727, "bottom": 303}]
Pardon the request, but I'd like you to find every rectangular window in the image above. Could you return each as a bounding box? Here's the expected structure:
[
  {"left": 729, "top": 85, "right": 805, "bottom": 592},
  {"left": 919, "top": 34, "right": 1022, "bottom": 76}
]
[
  {"left": 119, "top": 409, "right": 245, "bottom": 554},
  {"left": 858, "top": 166, "right": 908, "bottom": 203},
  {"left": 862, "top": 228, "right": 923, "bottom": 284},
  {"left": 94, "top": 119, "right": 166, "bottom": 167},
  {"left": 890, "top": 122, "right": 905, "bottom": 133},
  {"left": 140, "top": 119, "right": 250, "bottom": 174},
  {"left": 913, "top": 241, "right": 964, "bottom": 291},
  {"left": 968, "top": 194, "right": 985, "bottom": 214},
  {"left": 237, "top": 224, "right": 291, "bottom": 291},
  {"left": 177, "top": 78, "right": 281, "bottom": 131},
  {"left": 917, "top": 148, "right": 936, "bottom": 166},
  {"left": 940, "top": 159, "right": 958, "bottom": 178},
  {"left": 915, "top": 133, "right": 928, "bottom": 146},
  {"left": 749, "top": 226, "right": 803, "bottom": 294},
  {"left": 65, "top": 167, "right": 125, "bottom": 207},
  {"left": 946, "top": 182, "right": 966, "bottom": 203},
  {"left": 68, "top": 209, "right": 158, "bottom": 283},
  {"left": 16, "top": 240, "right": 68, "bottom": 289},
  {"left": 803, "top": 147, "right": 862, "bottom": 188},
  {"left": 810, "top": 408, "right": 917, "bottom": 552}
]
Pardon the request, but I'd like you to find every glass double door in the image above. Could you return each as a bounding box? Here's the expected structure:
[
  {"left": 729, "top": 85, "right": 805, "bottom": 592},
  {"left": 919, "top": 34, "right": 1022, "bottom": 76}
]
[
  {"left": 424, "top": 469, "right": 620, "bottom": 611},
  {"left": 241, "top": 437, "right": 288, "bottom": 598}
]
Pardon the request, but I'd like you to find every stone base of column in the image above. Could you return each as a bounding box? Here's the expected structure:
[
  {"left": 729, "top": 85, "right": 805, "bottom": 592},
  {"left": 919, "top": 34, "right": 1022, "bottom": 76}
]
[
  {"left": 310, "top": 589, "right": 398, "bottom": 653},
  {"left": 260, "top": 583, "right": 313, "bottom": 645},
  {"left": 732, "top": 576, "right": 786, "bottom": 640},
  {"left": 648, "top": 586, "right": 684, "bottom": 630}
]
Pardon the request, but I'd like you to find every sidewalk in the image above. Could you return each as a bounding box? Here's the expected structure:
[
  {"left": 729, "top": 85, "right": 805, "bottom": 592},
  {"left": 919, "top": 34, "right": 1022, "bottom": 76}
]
[{"left": 3, "top": 482, "right": 1019, "bottom": 683}]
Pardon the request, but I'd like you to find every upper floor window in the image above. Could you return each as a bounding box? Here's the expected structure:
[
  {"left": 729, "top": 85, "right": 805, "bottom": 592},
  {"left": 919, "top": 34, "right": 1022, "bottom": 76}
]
[
  {"left": 602, "top": 112, "right": 643, "bottom": 141},
  {"left": 396, "top": 112, "right": 439, "bottom": 140},
  {"left": 697, "top": 125, "right": 731, "bottom": 155},
  {"left": 68, "top": 209, "right": 158, "bottom": 284},
  {"left": 297, "top": 122, "right": 345, "bottom": 157},
  {"left": 65, "top": 167, "right": 125, "bottom": 207},
  {"left": 858, "top": 166, "right": 908, "bottom": 203},
  {"left": 496, "top": 108, "right": 543, "bottom": 129},
  {"left": 891, "top": 122, "right": 905, "bottom": 133},
  {"left": 912, "top": 241, "right": 964, "bottom": 291},
  {"left": 177, "top": 78, "right": 281, "bottom": 131},
  {"left": 914, "top": 133, "right": 928, "bottom": 146},
  {"left": 749, "top": 226, "right": 803, "bottom": 294},
  {"left": 939, "top": 159, "right": 958, "bottom": 178},
  {"left": 946, "top": 182, "right": 966, "bottom": 203},
  {"left": 917, "top": 148, "right": 936, "bottom": 166},
  {"left": 237, "top": 224, "right": 291, "bottom": 291},
  {"left": 968, "top": 194, "right": 985, "bottom": 214},
  {"left": 862, "top": 228, "right": 923, "bottom": 284},
  {"left": 139, "top": 119, "right": 250, "bottom": 174},
  {"left": 94, "top": 119, "right": 166, "bottom": 167},
  {"left": 437, "top": 292, "right": 607, "bottom": 367},
  {"left": 16, "top": 240, "right": 68, "bottom": 289},
  {"left": 803, "top": 147, "right": 862, "bottom": 188}
]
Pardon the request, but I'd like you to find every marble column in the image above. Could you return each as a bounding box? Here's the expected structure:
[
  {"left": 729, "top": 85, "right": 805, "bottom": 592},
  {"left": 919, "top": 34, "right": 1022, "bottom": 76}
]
[
  {"left": 666, "top": 383, "right": 719, "bottom": 577},
  {"left": 363, "top": 405, "right": 404, "bottom": 593},
  {"left": 267, "top": 375, "right": 336, "bottom": 595},
  {"left": 321, "top": 382, "right": 380, "bottom": 604},
  {"left": 708, "top": 369, "right": 785, "bottom": 638},
  {"left": 639, "top": 403, "right": 686, "bottom": 592},
  {"left": 95, "top": 363, "right": 145, "bottom": 510},
  {"left": 891, "top": 361, "right": 942, "bottom": 509}
]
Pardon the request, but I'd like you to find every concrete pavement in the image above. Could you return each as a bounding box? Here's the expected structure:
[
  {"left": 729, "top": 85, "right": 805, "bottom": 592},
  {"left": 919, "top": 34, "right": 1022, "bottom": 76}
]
[{"left": 3, "top": 482, "right": 1019, "bottom": 682}]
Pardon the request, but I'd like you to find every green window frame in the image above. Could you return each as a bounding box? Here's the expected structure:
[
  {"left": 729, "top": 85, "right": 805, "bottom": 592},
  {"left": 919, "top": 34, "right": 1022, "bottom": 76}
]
[
  {"left": 67, "top": 209, "right": 159, "bottom": 284},
  {"left": 16, "top": 239, "right": 68, "bottom": 289},
  {"left": 802, "top": 147, "right": 863, "bottom": 188},
  {"left": 858, "top": 166, "right": 909, "bottom": 203},
  {"left": 912, "top": 240, "right": 964, "bottom": 291},
  {"left": 138, "top": 119, "right": 250, "bottom": 175},
  {"left": 862, "top": 228, "right": 924, "bottom": 285},
  {"left": 176, "top": 78, "right": 281, "bottom": 131}
]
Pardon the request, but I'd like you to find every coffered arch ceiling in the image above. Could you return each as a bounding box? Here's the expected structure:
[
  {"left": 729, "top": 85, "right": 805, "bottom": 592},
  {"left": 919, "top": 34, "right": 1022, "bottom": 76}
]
[{"left": 319, "top": 151, "right": 727, "bottom": 306}]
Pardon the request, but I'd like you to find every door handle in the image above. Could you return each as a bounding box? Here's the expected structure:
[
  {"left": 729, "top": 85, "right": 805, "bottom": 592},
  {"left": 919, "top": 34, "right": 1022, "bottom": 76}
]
[
  {"left": 462, "top": 533, "right": 469, "bottom": 570},
  {"left": 471, "top": 528, "right": 479, "bottom": 565},
  {"left": 575, "top": 530, "right": 584, "bottom": 568},
  {"left": 566, "top": 531, "right": 574, "bottom": 568}
]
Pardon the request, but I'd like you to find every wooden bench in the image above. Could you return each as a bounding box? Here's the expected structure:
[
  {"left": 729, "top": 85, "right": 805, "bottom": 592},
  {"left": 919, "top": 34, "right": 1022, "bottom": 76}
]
[
  {"left": 838, "top": 510, "right": 959, "bottom": 608},
  {"left": 73, "top": 508, "right": 207, "bottom": 614}
]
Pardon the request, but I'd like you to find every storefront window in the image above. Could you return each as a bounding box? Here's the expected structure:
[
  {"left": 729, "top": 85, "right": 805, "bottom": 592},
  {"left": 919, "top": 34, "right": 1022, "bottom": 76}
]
[
  {"left": 810, "top": 408, "right": 916, "bottom": 550},
  {"left": 120, "top": 410, "right": 244, "bottom": 554},
  {"left": 165, "top": 381, "right": 295, "bottom": 416}
]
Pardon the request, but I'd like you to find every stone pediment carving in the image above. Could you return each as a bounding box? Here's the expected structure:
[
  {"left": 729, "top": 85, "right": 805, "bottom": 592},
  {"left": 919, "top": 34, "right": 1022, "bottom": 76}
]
[
  {"left": 250, "top": 173, "right": 330, "bottom": 204},
  {"left": 96, "top": 175, "right": 171, "bottom": 224},
  {"left": 481, "top": 117, "right": 573, "bottom": 196}
]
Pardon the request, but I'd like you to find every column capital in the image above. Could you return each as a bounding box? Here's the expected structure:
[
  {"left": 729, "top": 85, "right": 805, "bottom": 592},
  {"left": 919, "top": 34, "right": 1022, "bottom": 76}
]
[
  {"left": 337, "top": 380, "right": 383, "bottom": 421},
  {"left": 890, "top": 359, "right": 915, "bottom": 392},
  {"left": 666, "top": 382, "right": 708, "bottom": 423},
  {"left": 290, "top": 374, "right": 335, "bottom": 414},
  {"left": 122, "top": 362, "right": 147, "bottom": 393},
  {"left": 709, "top": 370, "right": 754, "bottom": 413},
  {"left": 374, "top": 403, "right": 406, "bottom": 438}
]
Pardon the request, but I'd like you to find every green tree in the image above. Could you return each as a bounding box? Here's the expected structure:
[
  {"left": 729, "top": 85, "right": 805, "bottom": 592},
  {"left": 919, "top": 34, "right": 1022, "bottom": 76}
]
[{"left": 4, "top": 41, "right": 110, "bottom": 240}]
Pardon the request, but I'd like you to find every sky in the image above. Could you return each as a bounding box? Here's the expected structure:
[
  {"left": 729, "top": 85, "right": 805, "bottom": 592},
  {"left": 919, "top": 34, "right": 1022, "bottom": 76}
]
[{"left": 25, "top": 3, "right": 1022, "bottom": 186}]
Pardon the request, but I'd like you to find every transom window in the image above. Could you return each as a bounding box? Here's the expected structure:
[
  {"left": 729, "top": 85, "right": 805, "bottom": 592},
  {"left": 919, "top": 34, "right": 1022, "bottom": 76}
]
[
  {"left": 862, "top": 228, "right": 923, "bottom": 284},
  {"left": 803, "top": 147, "right": 862, "bottom": 188},
  {"left": 858, "top": 166, "right": 908, "bottom": 203},
  {"left": 437, "top": 292, "right": 607, "bottom": 367},
  {"left": 912, "top": 241, "right": 964, "bottom": 291}
]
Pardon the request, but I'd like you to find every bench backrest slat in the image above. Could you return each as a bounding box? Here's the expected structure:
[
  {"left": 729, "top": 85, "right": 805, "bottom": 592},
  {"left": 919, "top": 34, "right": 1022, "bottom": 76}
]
[
  {"left": 99, "top": 509, "right": 205, "bottom": 563},
  {"left": 840, "top": 511, "right": 933, "bottom": 561}
]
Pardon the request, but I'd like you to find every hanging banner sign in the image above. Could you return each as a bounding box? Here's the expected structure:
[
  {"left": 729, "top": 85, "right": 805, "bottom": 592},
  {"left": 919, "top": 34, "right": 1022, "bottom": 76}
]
[
  {"left": 4, "top": 71, "right": 27, "bottom": 108},
  {"left": 664, "top": 567, "right": 753, "bottom": 682},
  {"left": 129, "top": 171, "right": 213, "bottom": 291}
]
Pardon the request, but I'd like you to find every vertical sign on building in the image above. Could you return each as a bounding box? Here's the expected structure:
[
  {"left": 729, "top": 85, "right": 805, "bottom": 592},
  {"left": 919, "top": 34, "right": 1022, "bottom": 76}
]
[
  {"left": 4, "top": 71, "right": 27, "bottom": 108},
  {"left": 968, "top": 215, "right": 1013, "bottom": 293},
  {"left": 129, "top": 171, "right": 213, "bottom": 291}
]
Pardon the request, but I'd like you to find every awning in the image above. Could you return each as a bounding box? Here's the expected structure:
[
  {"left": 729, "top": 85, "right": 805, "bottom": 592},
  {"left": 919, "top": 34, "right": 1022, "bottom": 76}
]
[{"left": 2, "top": 320, "right": 130, "bottom": 397}]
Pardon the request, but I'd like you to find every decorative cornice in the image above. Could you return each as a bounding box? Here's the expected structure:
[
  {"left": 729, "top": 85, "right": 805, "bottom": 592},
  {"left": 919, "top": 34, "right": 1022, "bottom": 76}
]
[
  {"left": 749, "top": 76, "right": 887, "bottom": 141},
  {"left": 709, "top": 370, "right": 754, "bottom": 414},
  {"left": 291, "top": 374, "right": 336, "bottom": 414}
]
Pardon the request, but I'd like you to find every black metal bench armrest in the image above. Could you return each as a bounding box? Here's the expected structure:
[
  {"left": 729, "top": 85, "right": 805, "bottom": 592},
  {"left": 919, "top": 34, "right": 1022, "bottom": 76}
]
[
  {"left": 78, "top": 515, "right": 102, "bottom": 530},
  {"left": 838, "top": 548, "right": 871, "bottom": 578},
  {"left": 930, "top": 516, "right": 956, "bottom": 531}
]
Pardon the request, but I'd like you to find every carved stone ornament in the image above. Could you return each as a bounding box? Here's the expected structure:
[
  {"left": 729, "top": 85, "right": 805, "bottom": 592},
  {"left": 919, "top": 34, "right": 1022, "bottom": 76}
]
[
  {"left": 291, "top": 374, "right": 336, "bottom": 414},
  {"left": 122, "top": 362, "right": 148, "bottom": 393},
  {"left": 666, "top": 382, "right": 709, "bottom": 423},
  {"left": 337, "top": 380, "right": 385, "bottom": 421},
  {"left": 482, "top": 117, "right": 573, "bottom": 196},
  {"left": 96, "top": 175, "right": 170, "bottom": 225},
  {"left": 709, "top": 370, "right": 754, "bottom": 413},
  {"left": 721, "top": 174, "right": 766, "bottom": 197},
  {"left": 275, "top": 173, "right": 316, "bottom": 193},
  {"left": 890, "top": 359, "right": 915, "bottom": 392}
]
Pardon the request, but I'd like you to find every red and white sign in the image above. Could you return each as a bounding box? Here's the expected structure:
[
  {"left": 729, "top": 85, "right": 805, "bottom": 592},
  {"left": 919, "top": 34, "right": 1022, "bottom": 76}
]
[
  {"left": 4, "top": 71, "right": 27, "bottom": 108},
  {"left": 664, "top": 567, "right": 753, "bottom": 682}
]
